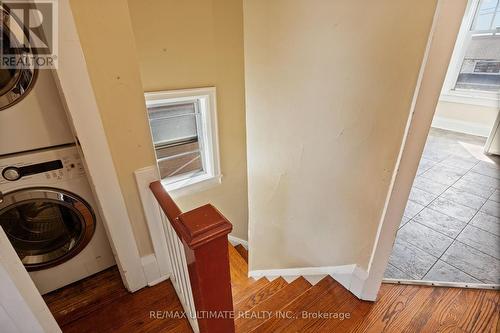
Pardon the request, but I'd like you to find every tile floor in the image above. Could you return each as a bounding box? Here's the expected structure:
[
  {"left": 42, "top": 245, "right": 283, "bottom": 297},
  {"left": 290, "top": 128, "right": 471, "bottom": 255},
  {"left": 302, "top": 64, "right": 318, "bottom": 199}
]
[{"left": 385, "top": 128, "right": 500, "bottom": 285}]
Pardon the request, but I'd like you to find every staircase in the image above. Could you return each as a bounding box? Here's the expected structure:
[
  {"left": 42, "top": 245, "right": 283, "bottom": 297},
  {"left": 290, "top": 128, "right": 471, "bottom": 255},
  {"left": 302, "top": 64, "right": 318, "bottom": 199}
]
[
  {"left": 147, "top": 180, "right": 364, "bottom": 332},
  {"left": 228, "top": 243, "right": 358, "bottom": 332}
]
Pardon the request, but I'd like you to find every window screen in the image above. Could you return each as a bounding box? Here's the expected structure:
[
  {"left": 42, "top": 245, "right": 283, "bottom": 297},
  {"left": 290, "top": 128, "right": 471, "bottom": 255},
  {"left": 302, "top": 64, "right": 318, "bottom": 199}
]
[{"left": 148, "top": 101, "right": 204, "bottom": 179}]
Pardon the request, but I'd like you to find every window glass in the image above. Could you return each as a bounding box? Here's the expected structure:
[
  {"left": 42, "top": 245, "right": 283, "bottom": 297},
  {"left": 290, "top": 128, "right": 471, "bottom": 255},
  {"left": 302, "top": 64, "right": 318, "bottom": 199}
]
[
  {"left": 472, "top": 0, "right": 499, "bottom": 31},
  {"left": 145, "top": 88, "right": 219, "bottom": 190},
  {"left": 148, "top": 102, "right": 198, "bottom": 145},
  {"left": 147, "top": 100, "right": 205, "bottom": 180},
  {"left": 454, "top": 0, "right": 500, "bottom": 92},
  {"left": 156, "top": 142, "right": 203, "bottom": 179}
]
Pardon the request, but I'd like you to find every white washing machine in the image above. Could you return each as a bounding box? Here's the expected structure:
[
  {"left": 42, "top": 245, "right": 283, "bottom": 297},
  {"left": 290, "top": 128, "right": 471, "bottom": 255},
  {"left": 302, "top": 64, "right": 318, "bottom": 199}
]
[
  {"left": 0, "top": 3, "right": 74, "bottom": 156},
  {"left": 0, "top": 145, "right": 115, "bottom": 294}
]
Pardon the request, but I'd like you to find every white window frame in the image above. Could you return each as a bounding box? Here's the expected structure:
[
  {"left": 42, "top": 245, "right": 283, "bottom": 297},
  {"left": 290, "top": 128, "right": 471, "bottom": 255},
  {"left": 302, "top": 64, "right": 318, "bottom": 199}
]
[
  {"left": 144, "top": 87, "right": 221, "bottom": 194},
  {"left": 440, "top": 0, "right": 500, "bottom": 108}
]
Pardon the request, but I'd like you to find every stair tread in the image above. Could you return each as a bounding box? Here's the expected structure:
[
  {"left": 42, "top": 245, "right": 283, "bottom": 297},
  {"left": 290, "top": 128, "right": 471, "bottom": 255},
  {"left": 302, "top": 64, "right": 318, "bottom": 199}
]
[
  {"left": 234, "top": 244, "right": 248, "bottom": 263},
  {"left": 249, "top": 276, "right": 337, "bottom": 332},
  {"left": 235, "top": 277, "right": 311, "bottom": 332},
  {"left": 278, "top": 279, "right": 358, "bottom": 332},
  {"left": 234, "top": 277, "right": 289, "bottom": 313},
  {"left": 229, "top": 244, "right": 249, "bottom": 283},
  {"left": 232, "top": 277, "right": 269, "bottom": 303},
  {"left": 229, "top": 243, "right": 262, "bottom": 298}
]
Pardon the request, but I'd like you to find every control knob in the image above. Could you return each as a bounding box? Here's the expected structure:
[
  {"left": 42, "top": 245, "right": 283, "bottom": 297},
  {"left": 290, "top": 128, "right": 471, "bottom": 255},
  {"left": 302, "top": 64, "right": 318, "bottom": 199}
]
[{"left": 2, "top": 167, "right": 21, "bottom": 181}]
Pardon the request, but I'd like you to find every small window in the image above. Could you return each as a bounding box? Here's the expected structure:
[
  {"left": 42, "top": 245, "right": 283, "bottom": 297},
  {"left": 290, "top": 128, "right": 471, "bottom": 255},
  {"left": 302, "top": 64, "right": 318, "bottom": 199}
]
[{"left": 145, "top": 88, "right": 221, "bottom": 191}]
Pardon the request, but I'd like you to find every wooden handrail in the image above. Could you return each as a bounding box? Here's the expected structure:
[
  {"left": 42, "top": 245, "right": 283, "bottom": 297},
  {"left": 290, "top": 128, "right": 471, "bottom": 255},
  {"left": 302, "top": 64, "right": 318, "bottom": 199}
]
[
  {"left": 149, "top": 181, "right": 235, "bottom": 333},
  {"left": 149, "top": 181, "right": 183, "bottom": 238}
]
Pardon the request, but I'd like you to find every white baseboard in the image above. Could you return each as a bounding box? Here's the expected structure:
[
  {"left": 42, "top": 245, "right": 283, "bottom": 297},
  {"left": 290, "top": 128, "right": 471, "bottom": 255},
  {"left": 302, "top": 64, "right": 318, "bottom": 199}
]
[
  {"left": 249, "top": 264, "right": 373, "bottom": 300},
  {"left": 228, "top": 235, "right": 248, "bottom": 249},
  {"left": 432, "top": 116, "right": 491, "bottom": 137},
  {"left": 141, "top": 254, "right": 169, "bottom": 287}
]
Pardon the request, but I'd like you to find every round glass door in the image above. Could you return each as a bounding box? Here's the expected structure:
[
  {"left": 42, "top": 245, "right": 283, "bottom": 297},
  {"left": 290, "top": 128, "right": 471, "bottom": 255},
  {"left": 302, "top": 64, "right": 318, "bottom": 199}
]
[
  {"left": 0, "top": 4, "right": 38, "bottom": 111},
  {"left": 0, "top": 188, "right": 96, "bottom": 271}
]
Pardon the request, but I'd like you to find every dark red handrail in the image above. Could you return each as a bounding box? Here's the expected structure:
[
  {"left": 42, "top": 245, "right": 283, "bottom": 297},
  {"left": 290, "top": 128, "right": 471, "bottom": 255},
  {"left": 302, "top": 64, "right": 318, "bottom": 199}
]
[{"left": 149, "top": 181, "right": 235, "bottom": 333}]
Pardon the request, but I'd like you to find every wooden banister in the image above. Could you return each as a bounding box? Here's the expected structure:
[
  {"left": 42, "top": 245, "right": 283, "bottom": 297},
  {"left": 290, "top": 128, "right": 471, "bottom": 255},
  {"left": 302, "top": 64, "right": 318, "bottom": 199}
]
[{"left": 149, "top": 181, "right": 235, "bottom": 333}]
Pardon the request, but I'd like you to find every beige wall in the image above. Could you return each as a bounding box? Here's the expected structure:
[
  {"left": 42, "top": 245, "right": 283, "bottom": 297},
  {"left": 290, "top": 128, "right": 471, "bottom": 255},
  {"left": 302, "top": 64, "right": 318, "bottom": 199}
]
[
  {"left": 127, "top": 0, "right": 249, "bottom": 240},
  {"left": 244, "top": 0, "right": 438, "bottom": 271},
  {"left": 69, "top": 0, "right": 156, "bottom": 255}
]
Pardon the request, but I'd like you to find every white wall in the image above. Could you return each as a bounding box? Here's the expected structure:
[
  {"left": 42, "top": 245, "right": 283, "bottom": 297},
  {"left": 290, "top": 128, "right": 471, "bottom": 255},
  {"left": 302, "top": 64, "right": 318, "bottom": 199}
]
[
  {"left": 244, "top": 0, "right": 438, "bottom": 272},
  {"left": 433, "top": 100, "right": 499, "bottom": 137},
  {"left": 0, "top": 229, "right": 60, "bottom": 333}
]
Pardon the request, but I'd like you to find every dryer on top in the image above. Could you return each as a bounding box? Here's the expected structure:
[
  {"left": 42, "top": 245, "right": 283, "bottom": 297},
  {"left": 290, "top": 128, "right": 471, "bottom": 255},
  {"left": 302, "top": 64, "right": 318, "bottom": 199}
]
[{"left": 0, "top": 3, "right": 74, "bottom": 156}]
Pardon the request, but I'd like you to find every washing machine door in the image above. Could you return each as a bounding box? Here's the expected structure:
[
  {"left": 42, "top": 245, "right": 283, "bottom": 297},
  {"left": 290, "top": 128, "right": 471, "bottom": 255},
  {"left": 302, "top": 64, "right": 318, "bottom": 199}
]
[
  {"left": 0, "top": 4, "right": 38, "bottom": 111},
  {"left": 0, "top": 188, "right": 96, "bottom": 271}
]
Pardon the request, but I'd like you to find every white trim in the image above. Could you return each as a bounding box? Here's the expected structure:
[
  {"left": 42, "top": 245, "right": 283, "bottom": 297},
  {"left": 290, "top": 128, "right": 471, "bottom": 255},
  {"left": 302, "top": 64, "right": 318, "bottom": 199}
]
[
  {"left": 440, "top": 91, "right": 500, "bottom": 108},
  {"left": 141, "top": 255, "right": 169, "bottom": 287},
  {"left": 145, "top": 87, "right": 222, "bottom": 194},
  {"left": 249, "top": 264, "right": 372, "bottom": 300},
  {"left": 432, "top": 116, "right": 492, "bottom": 137},
  {"left": 349, "top": 265, "right": 371, "bottom": 298},
  {"left": 0, "top": 228, "right": 61, "bottom": 333},
  {"left": 165, "top": 173, "right": 222, "bottom": 197},
  {"left": 383, "top": 278, "right": 499, "bottom": 290},
  {"left": 484, "top": 112, "right": 500, "bottom": 154},
  {"left": 362, "top": 0, "right": 469, "bottom": 301},
  {"left": 55, "top": 0, "right": 147, "bottom": 292},
  {"left": 441, "top": 0, "right": 476, "bottom": 95},
  {"left": 228, "top": 235, "right": 248, "bottom": 249},
  {"left": 134, "top": 166, "right": 171, "bottom": 280}
]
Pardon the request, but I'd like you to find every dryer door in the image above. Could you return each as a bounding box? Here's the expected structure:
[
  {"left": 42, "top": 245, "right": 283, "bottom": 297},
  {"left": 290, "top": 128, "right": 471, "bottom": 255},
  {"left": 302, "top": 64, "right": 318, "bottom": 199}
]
[
  {"left": 0, "top": 188, "right": 96, "bottom": 271},
  {"left": 0, "top": 4, "right": 38, "bottom": 111}
]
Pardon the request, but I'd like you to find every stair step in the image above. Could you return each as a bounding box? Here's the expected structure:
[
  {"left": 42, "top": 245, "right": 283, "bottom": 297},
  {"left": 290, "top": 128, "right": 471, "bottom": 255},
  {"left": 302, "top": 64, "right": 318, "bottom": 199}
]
[
  {"left": 232, "top": 277, "right": 269, "bottom": 303},
  {"left": 234, "top": 244, "right": 248, "bottom": 263},
  {"left": 249, "top": 276, "right": 337, "bottom": 332},
  {"left": 229, "top": 244, "right": 257, "bottom": 296},
  {"left": 229, "top": 244, "right": 248, "bottom": 280},
  {"left": 277, "top": 279, "right": 357, "bottom": 332},
  {"left": 235, "top": 277, "right": 311, "bottom": 332},
  {"left": 234, "top": 277, "right": 288, "bottom": 312}
]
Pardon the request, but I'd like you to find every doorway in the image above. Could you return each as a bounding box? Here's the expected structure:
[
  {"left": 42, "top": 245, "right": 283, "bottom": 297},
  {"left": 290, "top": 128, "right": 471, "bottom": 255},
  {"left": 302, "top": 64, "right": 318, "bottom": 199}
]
[{"left": 384, "top": 0, "right": 500, "bottom": 287}]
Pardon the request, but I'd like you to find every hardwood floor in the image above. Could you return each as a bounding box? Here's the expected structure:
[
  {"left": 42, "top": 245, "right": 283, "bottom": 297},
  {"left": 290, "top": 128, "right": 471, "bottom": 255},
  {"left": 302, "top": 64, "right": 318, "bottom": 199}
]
[
  {"left": 44, "top": 246, "right": 499, "bottom": 332},
  {"left": 44, "top": 267, "right": 191, "bottom": 332}
]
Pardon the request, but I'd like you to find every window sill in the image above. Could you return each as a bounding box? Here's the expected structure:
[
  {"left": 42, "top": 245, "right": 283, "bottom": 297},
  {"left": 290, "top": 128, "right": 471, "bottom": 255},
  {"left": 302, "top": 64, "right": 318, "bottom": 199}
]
[
  {"left": 162, "top": 173, "right": 222, "bottom": 198},
  {"left": 440, "top": 91, "right": 500, "bottom": 108}
]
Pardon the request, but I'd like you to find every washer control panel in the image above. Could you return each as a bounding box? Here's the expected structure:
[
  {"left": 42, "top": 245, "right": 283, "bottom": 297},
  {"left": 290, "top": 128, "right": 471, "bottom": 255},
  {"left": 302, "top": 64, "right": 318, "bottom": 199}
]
[{"left": 0, "top": 146, "right": 85, "bottom": 185}]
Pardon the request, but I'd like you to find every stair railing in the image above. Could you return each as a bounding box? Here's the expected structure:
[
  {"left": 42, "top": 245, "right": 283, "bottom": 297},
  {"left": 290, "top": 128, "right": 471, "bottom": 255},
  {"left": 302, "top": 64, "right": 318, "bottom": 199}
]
[{"left": 149, "top": 181, "right": 235, "bottom": 333}]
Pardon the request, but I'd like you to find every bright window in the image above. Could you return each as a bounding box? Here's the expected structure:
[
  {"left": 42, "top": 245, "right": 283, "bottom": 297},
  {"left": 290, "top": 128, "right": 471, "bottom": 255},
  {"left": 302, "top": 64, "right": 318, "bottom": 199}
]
[
  {"left": 441, "top": 0, "right": 500, "bottom": 106},
  {"left": 145, "top": 87, "right": 221, "bottom": 192}
]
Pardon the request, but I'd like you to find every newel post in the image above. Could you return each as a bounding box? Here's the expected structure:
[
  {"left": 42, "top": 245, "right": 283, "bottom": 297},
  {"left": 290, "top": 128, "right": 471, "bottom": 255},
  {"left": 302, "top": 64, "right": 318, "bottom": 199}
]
[{"left": 176, "top": 204, "right": 235, "bottom": 333}]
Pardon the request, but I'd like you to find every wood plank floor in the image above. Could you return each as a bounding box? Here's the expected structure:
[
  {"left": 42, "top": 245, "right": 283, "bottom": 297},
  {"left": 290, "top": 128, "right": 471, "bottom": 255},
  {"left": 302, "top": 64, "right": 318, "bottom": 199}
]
[
  {"left": 44, "top": 261, "right": 499, "bottom": 332},
  {"left": 44, "top": 266, "right": 192, "bottom": 332}
]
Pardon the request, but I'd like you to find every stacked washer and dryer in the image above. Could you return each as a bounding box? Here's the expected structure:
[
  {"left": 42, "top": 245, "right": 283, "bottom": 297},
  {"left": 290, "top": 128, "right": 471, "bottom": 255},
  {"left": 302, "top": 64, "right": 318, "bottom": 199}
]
[{"left": 0, "top": 5, "right": 115, "bottom": 294}]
